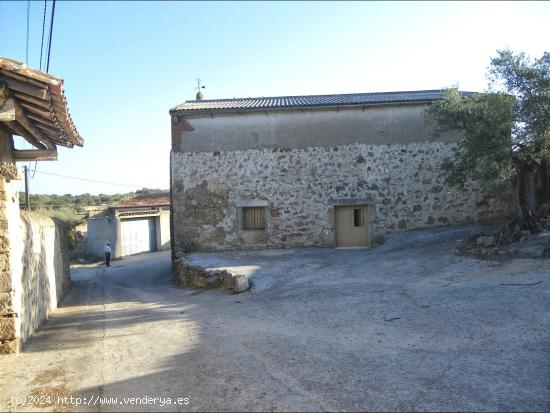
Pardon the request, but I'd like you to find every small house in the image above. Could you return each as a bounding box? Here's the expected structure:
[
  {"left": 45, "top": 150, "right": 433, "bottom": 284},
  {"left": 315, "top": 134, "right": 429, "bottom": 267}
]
[{"left": 87, "top": 192, "right": 171, "bottom": 258}]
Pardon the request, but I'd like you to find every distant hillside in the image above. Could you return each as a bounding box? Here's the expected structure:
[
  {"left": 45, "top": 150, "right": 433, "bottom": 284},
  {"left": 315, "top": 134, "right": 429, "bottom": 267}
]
[{"left": 19, "top": 188, "right": 168, "bottom": 225}]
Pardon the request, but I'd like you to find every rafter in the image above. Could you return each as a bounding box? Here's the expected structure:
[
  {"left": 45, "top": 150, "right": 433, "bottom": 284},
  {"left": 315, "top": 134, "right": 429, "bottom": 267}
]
[
  {"left": 0, "top": 76, "right": 48, "bottom": 100},
  {"left": 3, "top": 120, "right": 48, "bottom": 150},
  {"left": 1, "top": 97, "right": 58, "bottom": 150},
  {"left": 12, "top": 149, "right": 58, "bottom": 161}
]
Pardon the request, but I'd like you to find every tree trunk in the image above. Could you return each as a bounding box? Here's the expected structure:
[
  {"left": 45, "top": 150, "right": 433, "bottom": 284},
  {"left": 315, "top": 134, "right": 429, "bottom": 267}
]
[{"left": 518, "top": 164, "right": 540, "bottom": 233}]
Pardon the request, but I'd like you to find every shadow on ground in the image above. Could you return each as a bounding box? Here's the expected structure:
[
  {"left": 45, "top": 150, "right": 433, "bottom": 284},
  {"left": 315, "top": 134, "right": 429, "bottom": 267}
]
[{"left": 1, "top": 226, "right": 549, "bottom": 412}]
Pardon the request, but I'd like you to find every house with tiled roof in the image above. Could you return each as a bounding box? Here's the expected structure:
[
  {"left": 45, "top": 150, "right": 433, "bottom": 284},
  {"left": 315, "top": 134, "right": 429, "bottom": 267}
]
[
  {"left": 86, "top": 192, "right": 170, "bottom": 258},
  {"left": 169, "top": 89, "right": 512, "bottom": 256}
]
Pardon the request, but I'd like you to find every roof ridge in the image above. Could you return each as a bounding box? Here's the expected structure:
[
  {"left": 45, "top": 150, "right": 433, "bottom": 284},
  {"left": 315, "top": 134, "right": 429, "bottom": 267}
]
[
  {"left": 183, "top": 89, "right": 449, "bottom": 104},
  {"left": 171, "top": 89, "right": 477, "bottom": 114}
]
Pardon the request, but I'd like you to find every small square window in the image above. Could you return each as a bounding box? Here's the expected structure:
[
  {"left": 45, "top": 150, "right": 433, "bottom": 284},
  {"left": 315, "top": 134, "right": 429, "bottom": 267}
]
[
  {"left": 353, "top": 208, "right": 365, "bottom": 227},
  {"left": 242, "top": 207, "right": 266, "bottom": 230}
]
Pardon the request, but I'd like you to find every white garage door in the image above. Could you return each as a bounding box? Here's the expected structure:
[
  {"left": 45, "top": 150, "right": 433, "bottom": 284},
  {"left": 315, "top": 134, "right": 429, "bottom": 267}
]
[{"left": 120, "top": 217, "right": 157, "bottom": 256}]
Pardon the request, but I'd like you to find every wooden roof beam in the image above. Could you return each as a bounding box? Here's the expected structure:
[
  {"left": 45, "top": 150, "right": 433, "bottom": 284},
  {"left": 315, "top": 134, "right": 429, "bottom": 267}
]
[
  {"left": 11, "top": 91, "right": 64, "bottom": 112},
  {"left": 0, "top": 69, "right": 50, "bottom": 89},
  {"left": 0, "top": 76, "right": 48, "bottom": 100},
  {"left": 0, "top": 97, "right": 55, "bottom": 150},
  {"left": 27, "top": 113, "right": 59, "bottom": 131},
  {"left": 13, "top": 149, "right": 58, "bottom": 161},
  {"left": 20, "top": 102, "right": 55, "bottom": 120},
  {"left": 3, "top": 120, "right": 48, "bottom": 150}
]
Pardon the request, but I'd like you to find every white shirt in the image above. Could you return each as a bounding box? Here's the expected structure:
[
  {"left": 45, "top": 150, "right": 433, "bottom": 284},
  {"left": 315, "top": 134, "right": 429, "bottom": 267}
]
[{"left": 104, "top": 245, "right": 112, "bottom": 254}]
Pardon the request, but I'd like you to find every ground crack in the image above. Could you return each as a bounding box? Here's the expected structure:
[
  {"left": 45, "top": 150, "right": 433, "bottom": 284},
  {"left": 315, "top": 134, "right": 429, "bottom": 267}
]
[{"left": 410, "top": 353, "right": 460, "bottom": 412}]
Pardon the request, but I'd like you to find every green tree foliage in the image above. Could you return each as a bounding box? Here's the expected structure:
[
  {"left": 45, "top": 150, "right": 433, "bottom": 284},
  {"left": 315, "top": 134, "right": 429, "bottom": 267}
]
[
  {"left": 19, "top": 187, "right": 168, "bottom": 225},
  {"left": 426, "top": 50, "right": 550, "bottom": 222},
  {"left": 428, "top": 89, "right": 516, "bottom": 190},
  {"left": 488, "top": 50, "right": 550, "bottom": 166}
]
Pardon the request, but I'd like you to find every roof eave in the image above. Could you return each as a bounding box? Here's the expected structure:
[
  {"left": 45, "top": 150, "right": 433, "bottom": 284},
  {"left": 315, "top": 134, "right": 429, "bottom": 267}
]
[
  {"left": 0, "top": 57, "right": 83, "bottom": 149},
  {"left": 169, "top": 99, "right": 443, "bottom": 117}
]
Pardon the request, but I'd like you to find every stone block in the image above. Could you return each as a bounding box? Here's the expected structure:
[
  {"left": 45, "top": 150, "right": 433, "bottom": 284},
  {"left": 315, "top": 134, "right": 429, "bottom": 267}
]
[
  {"left": 193, "top": 274, "right": 206, "bottom": 289},
  {"left": 204, "top": 275, "right": 221, "bottom": 289},
  {"left": 233, "top": 275, "right": 249, "bottom": 293},
  {"left": 476, "top": 236, "right": 496, "bottom": 247},
  {"left": 0, "top": 315, "right": 17, "bottom": 340},
  {"left": 0, "top": 338, "right": 19, "bottom": 354},
  {"left": 174, "top": 271, "right": 190, "bottom": 286},
  {"left": 0, "top": 270, "right": 11, "bottom": 293},
  {"left": 0, "top": 292, "right": 14, "bottom": 314},
  {"left": 518, "top": 245, "right": 546, "bottom": 258},
  {"left": 221, "top": 272, "right": 235, "bottom": 289}
]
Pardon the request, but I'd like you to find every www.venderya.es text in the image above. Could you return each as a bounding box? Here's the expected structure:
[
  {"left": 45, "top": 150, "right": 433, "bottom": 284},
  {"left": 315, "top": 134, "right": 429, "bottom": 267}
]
[{"left": 13, "top": 395, "right": 190, "bottom": 407}]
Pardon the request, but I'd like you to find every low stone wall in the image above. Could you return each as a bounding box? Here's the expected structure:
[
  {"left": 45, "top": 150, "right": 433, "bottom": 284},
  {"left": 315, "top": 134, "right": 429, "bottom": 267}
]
[
  {"left": 173, "top": 258, "right": 249, "bottom": 293},
  {"left": 0, "top": 207, "right": 70, "bottom": 353}
]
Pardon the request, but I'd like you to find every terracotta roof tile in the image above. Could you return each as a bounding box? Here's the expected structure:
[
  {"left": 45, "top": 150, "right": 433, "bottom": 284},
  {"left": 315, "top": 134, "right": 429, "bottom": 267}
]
[
  {"left": 113, "top": 193, "right": 170, "bottom": 208},
  {"left": 0, "top": 57, "right": 83, "bottom": 148}
]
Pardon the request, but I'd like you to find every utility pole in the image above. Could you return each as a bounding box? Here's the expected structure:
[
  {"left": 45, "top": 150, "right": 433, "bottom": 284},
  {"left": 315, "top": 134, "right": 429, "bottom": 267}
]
[{"left": 24, "top": 166, "right": 30, "bottom": 211}]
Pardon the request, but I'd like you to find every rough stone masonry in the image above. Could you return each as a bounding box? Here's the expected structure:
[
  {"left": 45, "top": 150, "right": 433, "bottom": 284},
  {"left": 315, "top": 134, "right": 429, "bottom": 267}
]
[{"left": 169, "top": 91, "right": 514, "bottom": 255}]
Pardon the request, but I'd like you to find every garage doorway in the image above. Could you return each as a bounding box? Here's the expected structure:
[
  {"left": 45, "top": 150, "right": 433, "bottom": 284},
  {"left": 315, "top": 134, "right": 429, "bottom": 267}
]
[
  {"left": 335, "top": 205, "right": 369, "bottom": 247},
  {"left": 120, "top": 217, "right": 157, "bottom": 256}
]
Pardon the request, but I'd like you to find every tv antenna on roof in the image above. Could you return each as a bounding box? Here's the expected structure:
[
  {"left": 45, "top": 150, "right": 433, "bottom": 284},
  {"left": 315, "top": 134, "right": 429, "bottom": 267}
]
[{"left": 195, "top": 78, "right": 205, "bottom": 100}]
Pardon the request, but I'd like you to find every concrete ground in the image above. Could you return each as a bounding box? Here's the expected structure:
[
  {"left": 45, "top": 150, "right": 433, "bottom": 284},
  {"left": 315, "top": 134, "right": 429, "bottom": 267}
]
[{"left": 0, "top": 225, "right": 548, "bottom": 412}]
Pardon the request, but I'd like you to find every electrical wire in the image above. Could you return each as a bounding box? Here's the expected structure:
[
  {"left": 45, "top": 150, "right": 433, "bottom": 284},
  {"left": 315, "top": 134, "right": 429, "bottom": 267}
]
[
  {"left": 25, "top": 0, "right": 30, "bottom": 64},
  {"left": 34, "top": 170, "right": 143, "bottom": 188},
  {"left": 31, "top": 161, "right": 38, "bottom": 178},
  {"left": 39, "top": 0, "right": 47, "bottom": 70},
  {"left": 45, "top": 0, "right": 55, "bottom": 73}
]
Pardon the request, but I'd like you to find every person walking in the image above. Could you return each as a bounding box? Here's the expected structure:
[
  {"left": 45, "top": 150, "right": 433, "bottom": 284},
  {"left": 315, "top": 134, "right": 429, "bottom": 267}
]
[{"left": 104, "top": 242, "right": 112, "bottom": 267}]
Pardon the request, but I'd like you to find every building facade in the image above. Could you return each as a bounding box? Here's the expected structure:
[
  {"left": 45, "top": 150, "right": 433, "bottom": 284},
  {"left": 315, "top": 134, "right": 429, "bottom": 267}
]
[
  {"left": 169, "top": 90, "right": 512, "bottom": 256},
  {"left": 86, "top": 193, "right": 171, "bottom": 258}
]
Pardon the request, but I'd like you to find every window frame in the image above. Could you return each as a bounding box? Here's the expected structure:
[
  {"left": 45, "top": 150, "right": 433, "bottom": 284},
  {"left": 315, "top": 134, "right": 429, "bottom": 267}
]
[{"left": 242, "top": 206, "right": 266, "bottom": 230}]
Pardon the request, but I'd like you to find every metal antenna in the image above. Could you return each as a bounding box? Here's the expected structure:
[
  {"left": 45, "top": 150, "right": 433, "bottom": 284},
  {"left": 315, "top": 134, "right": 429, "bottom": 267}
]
[
  {"left": 195, "top": 78, "right": 205, "bottom": 92},
  {"left": 195, "top": 78, "right": 205, "bottom": 100}
]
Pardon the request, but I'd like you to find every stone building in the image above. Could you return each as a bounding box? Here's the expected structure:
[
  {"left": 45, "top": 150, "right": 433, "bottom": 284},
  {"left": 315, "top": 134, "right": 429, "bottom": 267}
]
[
  {"left": 169, "top": 90, "right": 512, "bottom": 255},
  {"left": 0, "top": 58, "right": 82, "bottom": 353},
  {"left": 86, "top": 192, "right": 171, "bottom": 258}
]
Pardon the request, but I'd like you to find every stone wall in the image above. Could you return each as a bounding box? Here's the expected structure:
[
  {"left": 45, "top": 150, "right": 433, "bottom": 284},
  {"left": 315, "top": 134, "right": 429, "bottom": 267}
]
[
  {"left": 0, "top": 186, "right": 70, "bottom": 353},
  {"left": 171, "top": 141, "right": 513, "bottom": 254},
  {"left": 0, "top": 163, "right": 21, "bottom": 353},
  {"left": 0, "top": 130, "right": 70, "bottom": 353},
  {"left": 14, "top": 212, "right": 70, "bottom": 343}
]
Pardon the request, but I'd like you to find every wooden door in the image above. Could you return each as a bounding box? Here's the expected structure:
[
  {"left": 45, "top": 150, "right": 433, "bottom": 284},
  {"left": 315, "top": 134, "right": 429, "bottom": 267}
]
[{"left": 335, "top": 205, "right": 369, "bottom": 247}]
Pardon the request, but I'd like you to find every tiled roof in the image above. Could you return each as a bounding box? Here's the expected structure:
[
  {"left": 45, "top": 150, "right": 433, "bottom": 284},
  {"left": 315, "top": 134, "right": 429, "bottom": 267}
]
[
  {"left": 0, "top": 57, "right": 83, "bottom": 148},
  {"left": 113, "top": 193, "right": 170, "bottom": 208},
  {"left": 170, "top": 89, "right": 475, "bottom": 114}
]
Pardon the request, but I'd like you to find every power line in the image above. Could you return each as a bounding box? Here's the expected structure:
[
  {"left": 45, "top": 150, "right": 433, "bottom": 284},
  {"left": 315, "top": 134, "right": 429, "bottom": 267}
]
[
  {"left": 25, "top": 0, "right": 30, "bottom": 64},
  {"left": 34, "top": 170, "right": 143, "bottom": 188},
  {"left": 39, "top": 0, "right": 47, "bottom": 70},
  {"left": 31, "top": 160, "right": 38, "bottom": 178},
  {"left": 45, "top": 0, "right": 55, "bottom": 73}
]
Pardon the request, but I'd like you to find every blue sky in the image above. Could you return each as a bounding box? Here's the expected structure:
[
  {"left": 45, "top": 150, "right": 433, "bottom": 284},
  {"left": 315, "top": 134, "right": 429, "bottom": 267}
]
[{"left": 0, "top": 1, "right": 548, "bottom": 195}]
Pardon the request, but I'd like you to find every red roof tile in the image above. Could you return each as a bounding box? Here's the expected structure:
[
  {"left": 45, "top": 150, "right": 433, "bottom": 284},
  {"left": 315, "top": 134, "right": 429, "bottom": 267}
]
[{"left": 114, "top": 193, "right": 170, "bottom": 208}]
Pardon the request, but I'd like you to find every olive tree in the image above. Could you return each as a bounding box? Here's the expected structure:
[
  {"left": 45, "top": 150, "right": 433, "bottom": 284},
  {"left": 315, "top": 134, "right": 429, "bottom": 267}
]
[{"left": 426, "top": 50, "right": 550, "bottom": 231}]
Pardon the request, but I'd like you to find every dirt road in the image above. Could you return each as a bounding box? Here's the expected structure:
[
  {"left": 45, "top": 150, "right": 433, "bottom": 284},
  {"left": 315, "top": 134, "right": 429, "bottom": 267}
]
[{"left": 1, "top": 226, "right": 548, "bottom": 412}]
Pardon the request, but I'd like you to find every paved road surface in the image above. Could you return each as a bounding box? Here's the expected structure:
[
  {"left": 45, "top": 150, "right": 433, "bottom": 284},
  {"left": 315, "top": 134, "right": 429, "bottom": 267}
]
[{"left": 1, "top": 226, "right": 548, "bottom": 412}]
